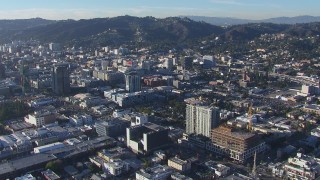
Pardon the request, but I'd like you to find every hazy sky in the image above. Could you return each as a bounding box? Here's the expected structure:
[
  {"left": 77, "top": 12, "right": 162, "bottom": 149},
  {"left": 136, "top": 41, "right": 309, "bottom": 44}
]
[{"left": 0, "top": 0, "right": 318, "bottom": 20}]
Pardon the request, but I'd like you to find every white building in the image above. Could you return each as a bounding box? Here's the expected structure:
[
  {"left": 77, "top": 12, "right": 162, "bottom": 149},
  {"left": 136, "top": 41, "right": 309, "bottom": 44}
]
[
  {"left": 113, "top": 109, "right": 131, "bottom": 118},
  {"left": 284, "top": 153, "right": 320, "bottom": 180},
  {"left": 136, "top": 165, "right": 173, "bottom": 180},
  {"left": 298, "top": 85, "right": 320, "bottom": 97},
  {"left": 104, "top": 159, "right": 129, "bottom": 176},
  {"left": 28, "top": 97, "right": 56, "bottom": 107},
  {"left": 167, "top": 157, "right": 191, "bottom": 172},
  {"left": 205, "top": 161, "right": 230, "bottom": 177},
  {"left": 131, "top": 114, "right": 148, "bottom": 126},
  {"left": 69, "top": 114, "right": 93, "bottom": 126},
  {"left": 186, "top": 102, "right": 220, "bottom": 137},
  {"left": 311, "top": 125, "right": 320, "bottom": 138},
  {"left": 163, "top": 58, "right": 173, "bottom": 70},
  {"left": 49, "top": 43, "right": 61, "bottom": 51},
  {"left": 24, "top": 107, "right": 57, "bottom": 127},
  {"left": 15, "top": 174, "right": 36, "bottom": 180},
  {"left": 34, "top": 142, "right": 65, "bottom": 153}
]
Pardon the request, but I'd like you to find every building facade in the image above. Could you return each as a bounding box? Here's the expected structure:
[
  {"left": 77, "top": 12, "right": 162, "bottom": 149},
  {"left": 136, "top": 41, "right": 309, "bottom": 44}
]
[
  {"left": 51, "top": 64, "right": 70, "bottom": 95},
  {"left": 125, "top": 71, "right": 141, "bottom": 93},
  {"left": 24, "top": 107, "right": 57, "bottom": 127},
  {"left": 208, "top": 126, "right": 266, "bottom": 163},
  {"left": 186, "top": 103, "right": 220, "bottom": 137},
  {"left": 284, "top": 153, "right": 320, "bottom": 180},
  {"left": 168, "top": 157, "right": 191, "bottom": 172},
  {"left": 95, "top": 119, "right": 130, "bottom": 137},
  {"left": 126, "top": 123, "right": 169, "bottom": 154},
  {"left": 136, "top": 165, "right": 173, "bottom": 180}
]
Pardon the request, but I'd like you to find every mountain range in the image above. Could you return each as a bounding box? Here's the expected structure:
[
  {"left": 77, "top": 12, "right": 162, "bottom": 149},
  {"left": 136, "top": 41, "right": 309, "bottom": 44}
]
[
  {"left": 0, "top": 16, "right": 320, "bottom": 46},
  {"left": 184, "top": 15, "right": 320, "bottom": 26}
]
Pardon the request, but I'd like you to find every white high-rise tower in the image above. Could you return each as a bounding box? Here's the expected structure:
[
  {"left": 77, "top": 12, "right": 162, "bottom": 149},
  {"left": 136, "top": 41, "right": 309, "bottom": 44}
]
[{"left": 186, "top": 102, "right": 220, "bottom": 137}]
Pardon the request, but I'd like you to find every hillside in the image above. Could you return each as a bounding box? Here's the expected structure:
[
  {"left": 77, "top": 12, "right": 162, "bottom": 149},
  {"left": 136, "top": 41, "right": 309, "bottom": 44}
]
[
  {"left": 0, "top": 16, "right": 224, "bottom": 46},
  {"left": 0, "top": 16, "right": 320, "bottom": 46}
]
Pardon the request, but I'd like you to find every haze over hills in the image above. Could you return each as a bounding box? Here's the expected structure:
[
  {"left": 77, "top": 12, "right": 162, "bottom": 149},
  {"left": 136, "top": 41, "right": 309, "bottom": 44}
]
[
  {"left": 0, "top": 16, "right": 224, "bottom": 45},
  {"left": 0, "top": 16, "right": 320, "bottom": 46},
  {"left": 184, "top": 15, "right": 320, "bottom": 26},
  {"left": 0, "top": 18, "right": 55, "bottom": 31}
]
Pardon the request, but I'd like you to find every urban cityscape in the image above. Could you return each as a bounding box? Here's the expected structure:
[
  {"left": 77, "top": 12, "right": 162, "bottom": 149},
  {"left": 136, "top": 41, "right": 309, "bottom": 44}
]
[{"left": 1, "top": 1, "right": 320, "bottom": 180}]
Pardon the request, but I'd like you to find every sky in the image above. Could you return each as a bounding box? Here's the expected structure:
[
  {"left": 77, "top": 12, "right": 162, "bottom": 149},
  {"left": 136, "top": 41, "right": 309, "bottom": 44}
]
[{"left": 0, "top": 0, "right": 319, "bottom": 20}]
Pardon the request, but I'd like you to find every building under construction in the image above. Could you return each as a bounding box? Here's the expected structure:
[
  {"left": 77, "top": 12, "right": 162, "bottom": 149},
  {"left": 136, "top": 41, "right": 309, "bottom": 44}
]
[{"left": 207, "top": 126, "right": 266, "bottom": 163}]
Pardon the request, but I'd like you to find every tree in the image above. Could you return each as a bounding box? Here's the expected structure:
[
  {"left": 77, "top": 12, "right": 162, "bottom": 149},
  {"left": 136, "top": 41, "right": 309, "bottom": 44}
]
[
  {"left": 45, "top": 160, "right": 63, "bottom": 171},
  {"left": 142, "top": 158, "right": 151, "bottom": 168},
  {"left": 0, "top": 101, "right": 31, "bottom": 124}
]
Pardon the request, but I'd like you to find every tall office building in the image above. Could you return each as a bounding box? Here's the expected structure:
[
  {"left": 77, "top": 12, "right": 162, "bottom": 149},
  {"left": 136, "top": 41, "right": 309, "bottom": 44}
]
[
  {"left": 186, "top": 102, "right": 220, "bottom": 137},
  {"left": 51, "top": 64, "right": 70, "bottom": 95},
  {"left": 125, "top": 71, "right": 141, "bottom": 93},
  {"left": 0, "top": 63, "right": 6, "bottom": 79},
  {"left": 49, "top": 43, "right": 61, "bottom": 51},
  {"left": 181, "top": 56, "right": 193, "bottom": 70},
  {"left": 163, "top": 58, "right": 173, "bottom": 70}
]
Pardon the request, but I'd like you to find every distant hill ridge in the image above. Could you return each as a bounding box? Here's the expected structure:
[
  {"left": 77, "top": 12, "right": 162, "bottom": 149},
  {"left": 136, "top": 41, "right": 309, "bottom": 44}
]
[
  {"left": 0, "top": 16, "right": 320, "bottom": 45},
  {"left": 183, "top": 15, "right": 320, "bottom": 26}
]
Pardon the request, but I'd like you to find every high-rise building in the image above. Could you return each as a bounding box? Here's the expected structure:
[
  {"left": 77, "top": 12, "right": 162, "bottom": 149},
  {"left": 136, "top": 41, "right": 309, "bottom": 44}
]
[
  {"left": 186, "top": 101, "right": 220, "bottom": 137},
  {"left": 125, "top": 71, "right": 141, "bottom": 93},
  {"left": 202, "top": 55, "right": 216, "bottom": 69},
  {"left": 49, "top": 43, "right": 61, "bottom": 51},
  {"left": 163, "top": 58, "right": 173, "bottom": 70},
  {"left": 181, "top": 56, "right": 193, "bottom": 70},
  {"left": 299, "top": 84, "right": 320, "bottom": 96},
  {"left": 51, "top": 64, "right": 70, "bottom": 95},
  {"left": 0, "top": 63, "right": 6, "bottom": 79}
]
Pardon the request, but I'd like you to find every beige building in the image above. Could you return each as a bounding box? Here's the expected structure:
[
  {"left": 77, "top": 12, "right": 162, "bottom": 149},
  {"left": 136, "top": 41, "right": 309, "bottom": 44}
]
[
  {"left": 24, "top": 107, "right": 57, "bottom": 127},
  {"left": 208, "top": 126, "right": 266, "bottom": 163},
  {"left": 168, "top": 157, "right": 191, "bottom": 172}
]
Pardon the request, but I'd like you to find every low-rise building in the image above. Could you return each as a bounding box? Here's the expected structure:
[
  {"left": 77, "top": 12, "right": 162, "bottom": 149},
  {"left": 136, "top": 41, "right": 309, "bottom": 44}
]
[
  {"left": 268, "top": 162, "right": 284, "bottom": 177},
  {"left": 0, "top": 132, "right": 33, "bottom": 160},
  {"left": 302, "top": 104, "right": 320, "bottom": 115},
  {"left": 28, "top": 97, "right": 56, "bottom": 108},
  {"left": 97, "top": 147, "right": 129, "bottom": 162},
  {"left": 284, "top": 153, "right": 320, "bottom": 180},
  {"left": 171, "top": 172, "right": 193, "bottom": 180},
  {"left": 95, "top": 119, "right": 130, "bottom": 137},
  {"left": 24, "top": 106, "right": 57, "bottom": 127},
  {"left": 104, "top": 159, "right": 129, "bottom": 176},
  {"left": 34, "top": 142, "right": 65, "bottom": 154},
  {"left": 167, "top": 157, "right": 191, "bottom": 172},
  {"left": 14, "top": 173, "right": 36, "bottom": 180},
  {"left": 311, "top": 125, "right": 320, "bottom": 138},
  {"left": 41, "top": 169, "right": 60, "bottom": 180},
  {"left": 136, "top": 165, "right": 173, "bottom": 180},
  {"left": 69, "top": 114, "right": 93, "bottom": 126},
  {"left": 204, "top": 161, "right": 230, "bottom": 177}
]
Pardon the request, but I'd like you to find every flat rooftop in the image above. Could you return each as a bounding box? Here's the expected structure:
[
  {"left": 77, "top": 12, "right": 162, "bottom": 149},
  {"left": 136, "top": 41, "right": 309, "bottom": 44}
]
[
  {"left": 212, "top": 126, "right": 255, "bottom": 140},
  {"left": 42, "top": 169, "right": 60, "bottom": 180},
  {"left": 0, "top": 153, "right": 57, "bottom": 176},
  {"left": 143, "top": 122, "right": 165, "bottom": 132}
]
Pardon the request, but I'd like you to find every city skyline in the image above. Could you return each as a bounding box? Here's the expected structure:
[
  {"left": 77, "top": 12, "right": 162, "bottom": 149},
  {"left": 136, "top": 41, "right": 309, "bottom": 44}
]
[{"left": 0, "top": 0, "right": 319, "bottom": 20}]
